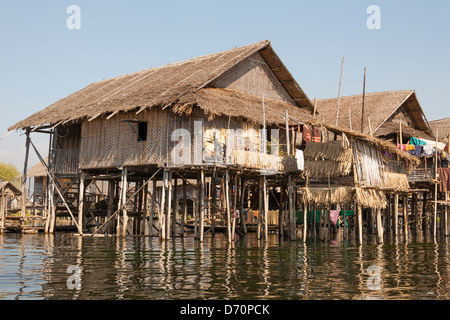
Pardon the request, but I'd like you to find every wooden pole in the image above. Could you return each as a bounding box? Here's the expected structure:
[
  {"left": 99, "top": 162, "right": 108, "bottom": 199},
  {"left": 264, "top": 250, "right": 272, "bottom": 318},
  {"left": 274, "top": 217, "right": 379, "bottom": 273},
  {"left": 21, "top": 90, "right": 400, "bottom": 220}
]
[
  {"left": 200, "top": 169, "right": 205, "bottom": 242},
  {"left": 232, "top": 174, "right": 238, "bottom": 240},
  {"left": 288, "top": 175, "right": 295, "bottom": 241},
  {"left": 239, "top": 178, "right": 247, "bottom": 235},
  {"left": 21, "top": 130, "right": 31, "bottom": 230},
  {"left": 360, "top": 67, "right": 366, "bottom": 133},
  {"left": 263, "top": 176, "right": 268, "bottom": 240},
  {"left": 104, "top": 180, "right": 115, "bottom": 234},
  {"left": 336, "top": 57, "right": 344, "bottom": 127},
  {"left": 357, "top": 202, "right": 363, "bottom": 244},
  {"left": 172, "top": 176, "right": 178, "bottom": 237},
  {"left": 149, "top": 178, "right": 157, "bottom": 237},
  {"left": 313, "top": 97, "right": 317, "bottom": 119},
  {"left": 285, "top": 110, "right": 290, "bottom": 156},
  {"left": 181, "top": 178, "right": 187, "bottom": 237},
  {"left": 159, "top": 170, "right": 167, "bottom": 240},
  {"left": 121, "top": 168, "right": 128, "bottom": 237},
  {"left": 376, "top": 207, "right": 384, "bottom": 244},
  {"left": 225, "top": 170, "right": 232, "bottom": 243},
  {"left": 142, "top": 180, "right": 148, "bottom": 235},
  {"left": 0, "top": 189, "right": 5, "bottom": 232},
  {"left": 257, "top": 177, "right": 262, "bottom": 240},
  {"left": 403, "top": 195, "right": 408, "bottom": 242},
  {"left": 166, "top": 171, "right": 173, "bottom": 240},
  {"left": 394, "top": 193, "right": 399, "bottom": 240},
  {"left": 279, "top": 184, "right": 285, "bottom": 239},
  {"left": 433, "top": 129, "right": 439, "bottom": 240},
  {"left": 77, "top": 173, "right": 85, "bottom": 235}
]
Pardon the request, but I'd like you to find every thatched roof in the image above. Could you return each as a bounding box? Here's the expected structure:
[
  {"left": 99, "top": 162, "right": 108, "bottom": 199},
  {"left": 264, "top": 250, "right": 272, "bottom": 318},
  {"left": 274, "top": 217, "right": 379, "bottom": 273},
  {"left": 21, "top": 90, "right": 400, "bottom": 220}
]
[
  {"left": 429, "top": 118, "right": 450, "bottom": 142},
  {"left": 315, "top": 90, "right": 434, "bottom": 139},
  {"left": 174, "top": 87, "right": 313, "bottom": 125},
  {"left": 0, "top": 181, "right": 21, "bottom": 195},
  {"left": 9, "top": 40, "right": 314, "bottom": 131},
  {"left": 27, "top": 157, "right": 48, "bottom": 177}
]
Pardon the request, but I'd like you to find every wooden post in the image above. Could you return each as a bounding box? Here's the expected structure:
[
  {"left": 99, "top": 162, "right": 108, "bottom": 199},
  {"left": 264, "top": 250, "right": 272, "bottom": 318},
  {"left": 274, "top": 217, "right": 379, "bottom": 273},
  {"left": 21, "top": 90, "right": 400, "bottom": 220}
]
[
  {"left": 257, "top": 177, "right": 262, "bottom": 240},
  {"left": 121, "top": 168, "right": 128, "bottom": 237},
  {"left": 142, "top": 180, "right": 148, "bottom": 235},
  {"left": 403, "top": 195, "right": 408, "bottom": 242},
  {"left": 21, "top": 130, "right": 31, "bottom": 230},
  {"left": 77, "top": 173, "right": 85, "bottom": 235},
  {"left": 393, "top": 193, "right": 399, "bottom": 240},
  {"left": 445, "top": 191, "right": 449, "bottom": 237},
  {"left": 199, "top": 169, "right": 205, "bottom": 242},
  {"left": 239, "top": 178, "right": 247, "bottom": 235},
  {"left": 160, "top": 170, "right": 167, "bottom": 240},
  {"left": 336, "top": 57, "right": 344, "bottom": 127},
  {"left": 342, "top": 204, "right": 347, "bottom": 241},
  {"left": 232, "top": 174, "right": 238, "bottom": 240},
  {"left": 166, "top": 171, "right": 172, "bottom": 240},
  {"left": 376, "top": 207, "right": 384, "bottom": 244},
  {"left": 279, "top": 184, "right": 285, "bottom": 239},
  {"left": 0, "top": 189, "right": 5, "bottom": 232},
  {"left": 413, "top": 193, "right": 418, "bottom": 238},
  {"left": 263, "top": 176, "right": 268, "bottom": 240},
  {"left": 357, "top": 202, "right": 363, "bottom": 244},
  {"left": 433, "top": 129, "right": 439, "bottom": 240},
  {"left": 149, "top": 178, "right": 157, "bottom": 237},
  {"left": 225, "top": 170, "right": 232, "bottom": 243},
  {"left": 181, "top": 178, "right": 187, "bottom": 237},
  {"left": 285, "top": 110, "right": 290, "bottom": 156},
  {"left": 172, "top": 176, "right": 178, "bottom": 237},
  {"left": 288, "top": 175, "right": 295, "bottom": 241},
  {"left": 104, "top": 180, "right": 115, "bottom": 234}
]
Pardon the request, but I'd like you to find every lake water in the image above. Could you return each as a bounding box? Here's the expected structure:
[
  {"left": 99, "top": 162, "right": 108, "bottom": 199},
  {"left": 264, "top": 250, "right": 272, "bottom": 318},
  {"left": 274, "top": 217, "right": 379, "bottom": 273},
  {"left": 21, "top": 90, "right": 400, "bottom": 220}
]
[{"left": 0, "top": 232, "right": 448, "bottom": 300}]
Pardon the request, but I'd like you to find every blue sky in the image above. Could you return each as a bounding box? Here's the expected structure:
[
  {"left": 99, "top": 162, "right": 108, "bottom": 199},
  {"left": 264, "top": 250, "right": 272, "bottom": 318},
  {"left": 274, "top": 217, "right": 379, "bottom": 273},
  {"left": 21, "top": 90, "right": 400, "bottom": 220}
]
[{"left": 1, "top": 0, "right": 449, "bottom": 171}]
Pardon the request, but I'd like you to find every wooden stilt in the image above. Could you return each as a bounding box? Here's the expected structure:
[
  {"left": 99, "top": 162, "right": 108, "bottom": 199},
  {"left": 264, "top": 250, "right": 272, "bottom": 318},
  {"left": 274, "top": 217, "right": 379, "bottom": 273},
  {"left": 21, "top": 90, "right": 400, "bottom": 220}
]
[
  {"left": 279, "top": 184, "right": 285, "bottom": 239},
  {"left": 121, "top": 168, "right": 128, "bottom": 237},
  {"left": 376, "top": 207, "right": 384, "bottom": 244},
  {"left": 199, "top": 169, "right": 205, "bottom": 242},
  {"left": 142, "top": 180, "right": 148, "bottom": 235},
  {"left": 239, "top": 178, "right": 247, "bottom": 235},
  {"left": 104, "top": 180, "right": 115, "bottom": 234},
  {"left": 288, "top": 175, "right": 295, "bottom": 241},
  {"left": 312, "top": 202, "right": 317, "bottom": 242},
  {"left": 181, "top": 179, "right": 187, "bottom": 237},
  {"left": 357, "top": 202, "right": 363, "bottom": 244},
  {"left": 77, "top": 173, "right": 85, "bottom": 235},
  {"left": 263, "top": 176, "right": 268, "bottom": 240},
  {"left": 257, "top": 177, "right": 262, "bottom": 240},
  {"left": 232, "top": 174, "right": 238, "bottom": 240},
  {"left": 445, "top": 191, "right": 449, "bottom": 237},
  {"left": 166, "top": 171, "right": 172, "bottom": 240},
  {"left": 172, "top": 176, "right": 178, "bottom": 237},
  {"left": 21, "top": 130, "right": 31, "bottom": 231},
  {"left": 403, "top": 195, "right": 408, "bottom": 242},
  {"left": 149, "top": 178, "right": 157, "bottom": 237},
  {"left": 0, "top": 189, "right": 5, "bottom": 232},
  {"left": 225, "top": 170, "right": 232, "bottom": 243},
  {"left": 160, "top": 170, "right": 167, "bottom": 240}
]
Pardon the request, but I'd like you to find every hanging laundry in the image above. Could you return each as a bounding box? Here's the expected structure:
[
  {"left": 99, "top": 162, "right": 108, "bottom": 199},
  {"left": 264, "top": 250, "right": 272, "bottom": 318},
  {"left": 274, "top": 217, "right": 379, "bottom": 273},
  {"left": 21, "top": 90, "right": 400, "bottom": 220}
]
[
  {"left": 312, "top": 127, "right": 321, "bottom": 143},
  {"left": 413, "top": 145, "right": 423, "bottom": 157},
  {"left": 438, "top": 168, "right": 450, "bottom": 192},
  {"left": 422, "top": 145, "right": 435, "bottom": 157},
  {"left": 398, "top": 144, "right": 406, "bottom": 151},
  {"left": 409, "top": 137, "right": 427, "bottom": 146},
  {"left": 295, "top": 149, "right": 304, "bottom": 171},
  {"left": 330, "top": 210, "right": 340, "bottom": 226},
  {"left": 302, "top": 125, "right": 311, "bottom": 144}
]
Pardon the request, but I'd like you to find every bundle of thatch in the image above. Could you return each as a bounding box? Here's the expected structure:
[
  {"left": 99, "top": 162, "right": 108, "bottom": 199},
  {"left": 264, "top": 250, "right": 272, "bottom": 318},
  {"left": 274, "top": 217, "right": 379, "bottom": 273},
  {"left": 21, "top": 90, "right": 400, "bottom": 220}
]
[
  {"left": 303, "top": 187, "right": 353, "bottom": 205},
  {"left": 303, "top": 160, "right": 352, "bottom": 179},
  {"left": 355, "top": 187, "right": 387, "bottom": 209},
  {"left": 384, "top": 172, "right": 410, "bottom": 191},
  {"left": 304, "top": 141, "right": 353, "bottom": 162}
]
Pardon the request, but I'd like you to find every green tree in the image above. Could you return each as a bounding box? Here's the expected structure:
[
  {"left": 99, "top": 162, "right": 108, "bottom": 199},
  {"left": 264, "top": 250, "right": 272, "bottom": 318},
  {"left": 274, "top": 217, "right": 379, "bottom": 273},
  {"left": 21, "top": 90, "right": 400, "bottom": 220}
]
[{"left": 0, "top": 162, "right": 20, "bottom": 185}]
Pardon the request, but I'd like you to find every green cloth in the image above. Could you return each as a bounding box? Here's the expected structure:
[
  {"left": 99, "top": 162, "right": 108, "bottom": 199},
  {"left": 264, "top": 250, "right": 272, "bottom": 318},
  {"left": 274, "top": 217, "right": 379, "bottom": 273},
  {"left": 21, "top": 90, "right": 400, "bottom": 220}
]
[
  {"left": 296, "top": 210, "right": 354, "bottom": 225},
  {"left": 410, "top": 137, "right": 426, "bottom": 146}
]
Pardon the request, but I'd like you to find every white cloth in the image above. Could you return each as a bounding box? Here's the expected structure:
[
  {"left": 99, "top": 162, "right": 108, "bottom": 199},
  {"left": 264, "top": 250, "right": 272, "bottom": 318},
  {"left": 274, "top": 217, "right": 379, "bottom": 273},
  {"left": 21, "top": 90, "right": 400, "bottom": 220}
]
[{"left": 295, "top": 149, "right": 304, "bottom": 171}]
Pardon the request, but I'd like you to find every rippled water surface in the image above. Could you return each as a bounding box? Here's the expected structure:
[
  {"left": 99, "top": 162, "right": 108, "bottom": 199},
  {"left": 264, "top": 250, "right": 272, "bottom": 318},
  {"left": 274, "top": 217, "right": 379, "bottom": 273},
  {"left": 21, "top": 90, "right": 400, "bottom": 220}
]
[{"left": 0, "top": 233, "right": 448, "bottom": 300}]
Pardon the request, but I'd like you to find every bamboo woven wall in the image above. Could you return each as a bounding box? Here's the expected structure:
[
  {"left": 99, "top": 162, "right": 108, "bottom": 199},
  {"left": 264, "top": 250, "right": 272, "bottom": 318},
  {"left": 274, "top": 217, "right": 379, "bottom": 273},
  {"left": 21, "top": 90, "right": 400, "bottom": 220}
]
[
  {"left": 209, "top": 52, "right": 294, "bottom": 104},
  {"left": 79, "top": 109, "right": 288, "bottom": 171}
]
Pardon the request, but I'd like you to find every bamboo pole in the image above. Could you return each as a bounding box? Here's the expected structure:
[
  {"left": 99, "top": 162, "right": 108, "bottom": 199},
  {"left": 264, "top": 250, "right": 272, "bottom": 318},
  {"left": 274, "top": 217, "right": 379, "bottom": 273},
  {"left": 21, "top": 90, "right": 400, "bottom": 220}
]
[
  {"left": 376, "top": 207, "right": 384, "bottom": 244},
  {"left": 200, "top": 169, "right": 205, "bottom": 242},
  {"left": 225, "top": 170, "right": 232, "bottom": 243},
  {"left": 166, "top": 171, "right": 173, "bottom": 240},
  {"left": 78, "top": 173, "right": 85, "bottom": 235},
  {"left": 433, "top": 129, "right": 439, "bottom": 240},
  {"left": 403, "top": 195, "right": 408, "bottom": 242},
  {"left": 263, "top": 176, "right": 268, "bottom": 240},
  {"left": 142, "top": 180, "right": 148, "bottom": 235},
  {"left": 279, "top": 184, "right": 285, "bottom": 239},
  {"left": 0, "top": 189, "right": 5, "bottom": 232},
  {"left": 21, "top": 130, "right": 31, "bottom": 230},
  {"left": 121, "top": 168, "right": 128, "bottom": 237},
  {"left": 160, "top": 170, "right": 167, "bottom": 240},
  {"left": 181, "top": 179, "right": 187, "bottom": 237},
  {"left": 285, "top": 110, "right": 290, "bottom": 156},
  {"left": 357, "top": 202, "right": 363, "bottom": 244},
  {"left": 232, "top": 174, "right": 238, "bottom": 240},
  {"left": 104, "top": 180, "right": 115, "bottom": 234},
  {"left": 336, "top": 57, "right": 344, "bottom": 127},
  {"left": 239, "top": 178, "right": 247, "bottom": 235},
  {"left": 257, "top": 177, "right": 262, "bottom": 240}
]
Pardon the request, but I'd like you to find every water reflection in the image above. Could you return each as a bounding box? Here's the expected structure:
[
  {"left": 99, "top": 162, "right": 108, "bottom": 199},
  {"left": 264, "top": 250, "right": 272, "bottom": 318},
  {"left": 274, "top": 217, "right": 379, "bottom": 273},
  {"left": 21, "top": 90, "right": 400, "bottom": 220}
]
[{"left": 0, "top": 233, "right": 448, "bottom": 300}]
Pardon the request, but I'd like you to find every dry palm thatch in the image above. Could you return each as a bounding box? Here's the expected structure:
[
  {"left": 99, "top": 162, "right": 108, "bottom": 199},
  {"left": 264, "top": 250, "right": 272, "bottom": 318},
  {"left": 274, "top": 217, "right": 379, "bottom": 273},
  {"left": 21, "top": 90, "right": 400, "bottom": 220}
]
[
  {"left": 303, "top": 160, "right": 352, "bottom": 179},
  {"left": 315, "top": 90, "right": 433, "bottom": 138},
  {"left": 9, "top": 40, "right": 314, "bottom": 131},
  {"left": 355, "top": 187, "right": 387, "bottom": 209},
  {"left": 303, "top": 141, "right": 353, "bottom": 162},
  {"left": 428, "top": 118, "right": 450, "bottom": 142},
  {"left": 383, "top": 172, "right": 410, "bottom": 191},
  {"left": 303, "top": 187, "right": 353, "bottom": 205}
]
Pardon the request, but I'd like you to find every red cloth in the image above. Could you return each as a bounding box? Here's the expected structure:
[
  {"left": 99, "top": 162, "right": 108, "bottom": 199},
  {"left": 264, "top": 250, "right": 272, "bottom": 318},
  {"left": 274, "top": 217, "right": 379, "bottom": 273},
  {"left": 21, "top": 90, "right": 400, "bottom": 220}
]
[
  {"left": 302, "top": 125, "right": 311, "bottom": 144},
  {"left": 330, "top": 210, "right": 340, "bottom": 226},
  {"left": 312, "top": 127, "right": 321, "bottom": 143},
  {"left": 438, "top": 168, "right": 450, "bottom": 192}
]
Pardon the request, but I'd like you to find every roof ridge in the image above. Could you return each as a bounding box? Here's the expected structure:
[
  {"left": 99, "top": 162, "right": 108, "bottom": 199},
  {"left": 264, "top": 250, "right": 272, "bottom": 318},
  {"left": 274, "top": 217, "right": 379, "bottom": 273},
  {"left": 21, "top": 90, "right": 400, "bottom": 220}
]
[{"left": 317, "top": 89, "right": 414, "bottom": 101}]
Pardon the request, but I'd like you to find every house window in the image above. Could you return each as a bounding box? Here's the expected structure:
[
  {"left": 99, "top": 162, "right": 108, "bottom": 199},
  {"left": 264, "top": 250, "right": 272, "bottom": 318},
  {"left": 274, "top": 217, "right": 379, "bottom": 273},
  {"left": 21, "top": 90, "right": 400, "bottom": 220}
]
[{"left": 137, "top": 122, "right": 148, "bottom": 141}]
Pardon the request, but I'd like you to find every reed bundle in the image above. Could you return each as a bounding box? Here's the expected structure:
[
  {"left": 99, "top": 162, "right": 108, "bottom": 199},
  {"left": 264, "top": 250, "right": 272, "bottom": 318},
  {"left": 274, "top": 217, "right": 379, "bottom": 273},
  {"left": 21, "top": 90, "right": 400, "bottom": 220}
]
[
  {"left": 303, "top": 187, "right": 353, "bottom": 205},
  {"left": 355, "top": 187, "right": 387, "bottom": 209},
  {"left": 304, "top": 141, "right": 353, "bottom": 162},
  {"left": 303, "top": 160, "right": 352, "bottom": 179},
  {"left": 383, "top": 172, "right": 410, "bottom": 191}
]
